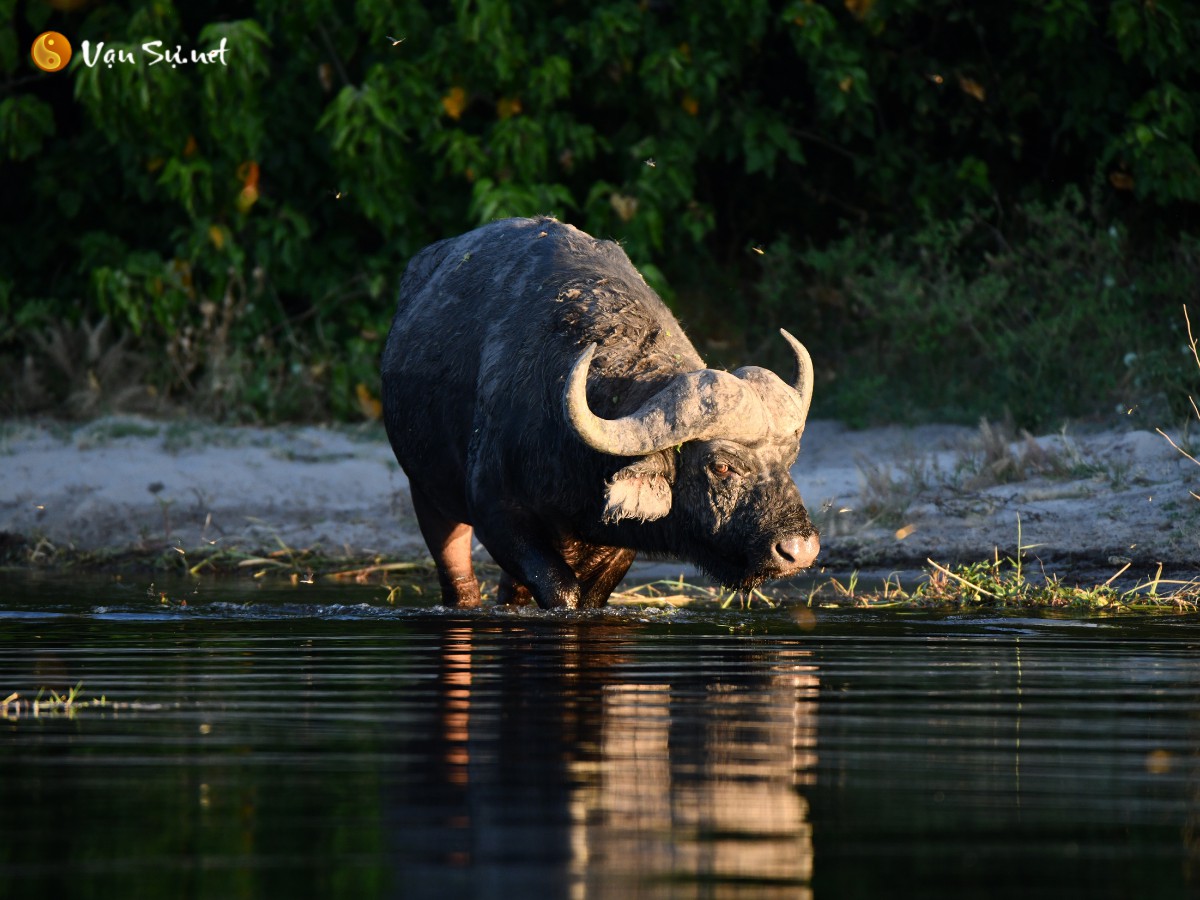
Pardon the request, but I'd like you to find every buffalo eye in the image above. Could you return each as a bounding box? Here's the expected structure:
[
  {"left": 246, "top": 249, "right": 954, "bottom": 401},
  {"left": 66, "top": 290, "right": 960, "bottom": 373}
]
[{"left": 709, "top": 461, "right": 733, "bottom": 479}]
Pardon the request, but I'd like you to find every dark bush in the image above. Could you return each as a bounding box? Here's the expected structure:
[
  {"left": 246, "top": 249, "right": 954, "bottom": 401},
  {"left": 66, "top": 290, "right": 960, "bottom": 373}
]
[{"left": 1, "top": 0, "right": 1197, "bottom": 425}]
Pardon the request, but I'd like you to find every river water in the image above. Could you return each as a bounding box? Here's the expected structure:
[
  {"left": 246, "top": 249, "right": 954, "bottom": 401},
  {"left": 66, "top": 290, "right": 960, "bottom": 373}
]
[{"left": 2, "top": 572, "right": 1199, "bottom": 898}]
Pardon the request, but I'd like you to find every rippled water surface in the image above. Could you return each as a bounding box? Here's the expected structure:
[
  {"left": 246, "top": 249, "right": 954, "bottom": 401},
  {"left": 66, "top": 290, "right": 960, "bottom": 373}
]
[{"left": 3, "top": 571, "right": 1200, "bottom": 899}]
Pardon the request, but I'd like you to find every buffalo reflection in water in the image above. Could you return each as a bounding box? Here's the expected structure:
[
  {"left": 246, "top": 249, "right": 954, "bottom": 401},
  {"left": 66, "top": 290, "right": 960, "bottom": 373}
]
[{"left": 382, "top": 622, "right": 819, "bottom": 896}]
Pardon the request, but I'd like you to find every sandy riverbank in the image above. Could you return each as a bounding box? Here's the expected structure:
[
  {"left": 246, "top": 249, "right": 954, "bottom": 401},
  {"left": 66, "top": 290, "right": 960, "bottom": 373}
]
[{"left": 1, "top": 416, "right": 1196, "bottom": 586}]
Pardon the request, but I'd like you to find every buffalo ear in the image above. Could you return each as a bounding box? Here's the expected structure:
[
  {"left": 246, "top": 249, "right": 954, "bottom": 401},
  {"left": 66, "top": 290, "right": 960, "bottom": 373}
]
[{"left": 602, "top": 452, "right": 675, "bottom": 524}]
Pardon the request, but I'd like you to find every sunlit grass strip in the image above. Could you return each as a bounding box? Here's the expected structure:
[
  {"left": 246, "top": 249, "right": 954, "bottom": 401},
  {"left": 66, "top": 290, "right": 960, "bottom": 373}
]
[
  {"left": 609, "top": 577, "right": 724, "bottom": 607},
  {"left": 810, "top": 513, "right": 1200, "bottom": 611},
  {"left": 608, "top": 577, "right": 777, "bottom": 609},
  {"left": 811, "top": 556, "right": 1200, "bottom": 612},
  {"left": 579, "top": 559, "right": 1200, "bottom": 612}
]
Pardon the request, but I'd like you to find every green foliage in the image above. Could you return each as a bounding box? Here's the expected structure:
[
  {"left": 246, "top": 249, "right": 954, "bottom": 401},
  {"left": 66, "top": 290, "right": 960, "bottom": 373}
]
[
  {"left": 0, "top": 92, "right": 52, "bottom": 160},
  {"left": 754, "top": 190, "right": 1200, "bottom": 427},
  {"left": 0, "top": 0, "right": 1197, "bottom": 422}
]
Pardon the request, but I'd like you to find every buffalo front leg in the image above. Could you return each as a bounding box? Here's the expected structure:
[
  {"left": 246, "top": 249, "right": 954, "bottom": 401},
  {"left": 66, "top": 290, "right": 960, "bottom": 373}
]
[
  {"left": 409, "top": 484, "right": 481, "bottom": 607},
  {"left": 472, "top": 511, "right": 581, "bottom": 610},
  {"left": 574, "top": 546, "right": 636, "bottom": 609}
]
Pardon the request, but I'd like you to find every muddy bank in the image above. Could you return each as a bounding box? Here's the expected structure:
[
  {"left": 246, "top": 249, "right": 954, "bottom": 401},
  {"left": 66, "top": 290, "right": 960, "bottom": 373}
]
[{"left": 1, "top": 416, "right": 1196, "bottom": 585}]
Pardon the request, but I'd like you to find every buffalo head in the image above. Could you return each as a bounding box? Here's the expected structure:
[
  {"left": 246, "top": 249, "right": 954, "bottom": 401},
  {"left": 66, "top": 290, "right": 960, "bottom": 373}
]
[{"left": 564, "top": 329, "right": 820, "bottom": 588}]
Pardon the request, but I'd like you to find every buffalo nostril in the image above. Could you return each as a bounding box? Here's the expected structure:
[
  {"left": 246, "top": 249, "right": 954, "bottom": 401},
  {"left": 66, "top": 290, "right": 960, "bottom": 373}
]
[{"left": 774, "top": 534, "right": 819, "bottom": 570}]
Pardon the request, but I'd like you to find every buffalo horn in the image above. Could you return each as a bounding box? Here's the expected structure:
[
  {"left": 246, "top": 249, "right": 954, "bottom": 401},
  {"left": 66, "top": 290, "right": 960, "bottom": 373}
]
[
  {"left": 780, "top": 328, "right": 814, "bottom": 437},
  {"left": 564, "top": 333, "right": 815, "bottom": 456}
]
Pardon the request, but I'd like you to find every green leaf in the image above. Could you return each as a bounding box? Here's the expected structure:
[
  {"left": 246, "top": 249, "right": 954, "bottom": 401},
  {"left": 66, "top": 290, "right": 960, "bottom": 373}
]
[
  {"left": 0, "top": 22, "right": 17, "bottom": 75},
  {"left": 0, "top": 94, "right": 54, "bottom": 161}
]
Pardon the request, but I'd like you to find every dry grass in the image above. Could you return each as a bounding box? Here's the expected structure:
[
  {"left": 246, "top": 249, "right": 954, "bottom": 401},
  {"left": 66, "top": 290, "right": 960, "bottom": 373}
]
[
  {"left": 854, "top": 418, "right": 1102, "bottom": 529},
  {"left": 3, "top": 683, "right": 101, "bottom": 720},
  {"left": 857, "top": 450, "right": 938, "bottom": 526},
  {"left": 610, "top": 577, "right": 778, "bottom": 609},
  {"left": 1, "top": 682, "right": 167, "bottom": 720},
  {"left": 955, "top": 417, "right": 1093, "bottom": 489},
  {"left": 3, "top": 318, "right": 161, "bottom": 417}
]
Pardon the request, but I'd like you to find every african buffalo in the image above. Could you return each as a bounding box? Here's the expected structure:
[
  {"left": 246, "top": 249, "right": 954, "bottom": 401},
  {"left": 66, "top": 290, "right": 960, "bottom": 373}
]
[{"left": 381, "top": 216, "right": 819, "bottom": 609}]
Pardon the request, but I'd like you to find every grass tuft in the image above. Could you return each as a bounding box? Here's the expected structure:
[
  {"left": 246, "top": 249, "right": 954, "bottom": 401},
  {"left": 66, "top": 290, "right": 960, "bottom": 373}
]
[
  {"left": 2, "top": 682, "right": 105, "bottom": 720},
  {"left": 857, "top": 450, "right": 938, "bottom": 527},
  {"left": 955, "top": 417, "right": 1096, "bottom": 489}
]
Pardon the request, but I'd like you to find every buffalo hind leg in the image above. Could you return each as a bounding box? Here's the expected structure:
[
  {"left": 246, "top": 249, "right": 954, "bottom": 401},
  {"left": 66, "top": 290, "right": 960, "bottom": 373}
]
[{"left": 409, "top": 484, "right": 480, "bottom": 607}]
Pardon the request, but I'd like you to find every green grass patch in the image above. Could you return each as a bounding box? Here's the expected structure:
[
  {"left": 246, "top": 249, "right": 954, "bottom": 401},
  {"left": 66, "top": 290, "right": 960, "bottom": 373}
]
[
  {"left": 804, "top": 555, "right": 1198, "bottom": 613},
  {"left": 3, "top": 682, "right": 103, "bottom": 720},
  {"left": 1, "top": 682, "right": 168, "bottom": 721}
]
